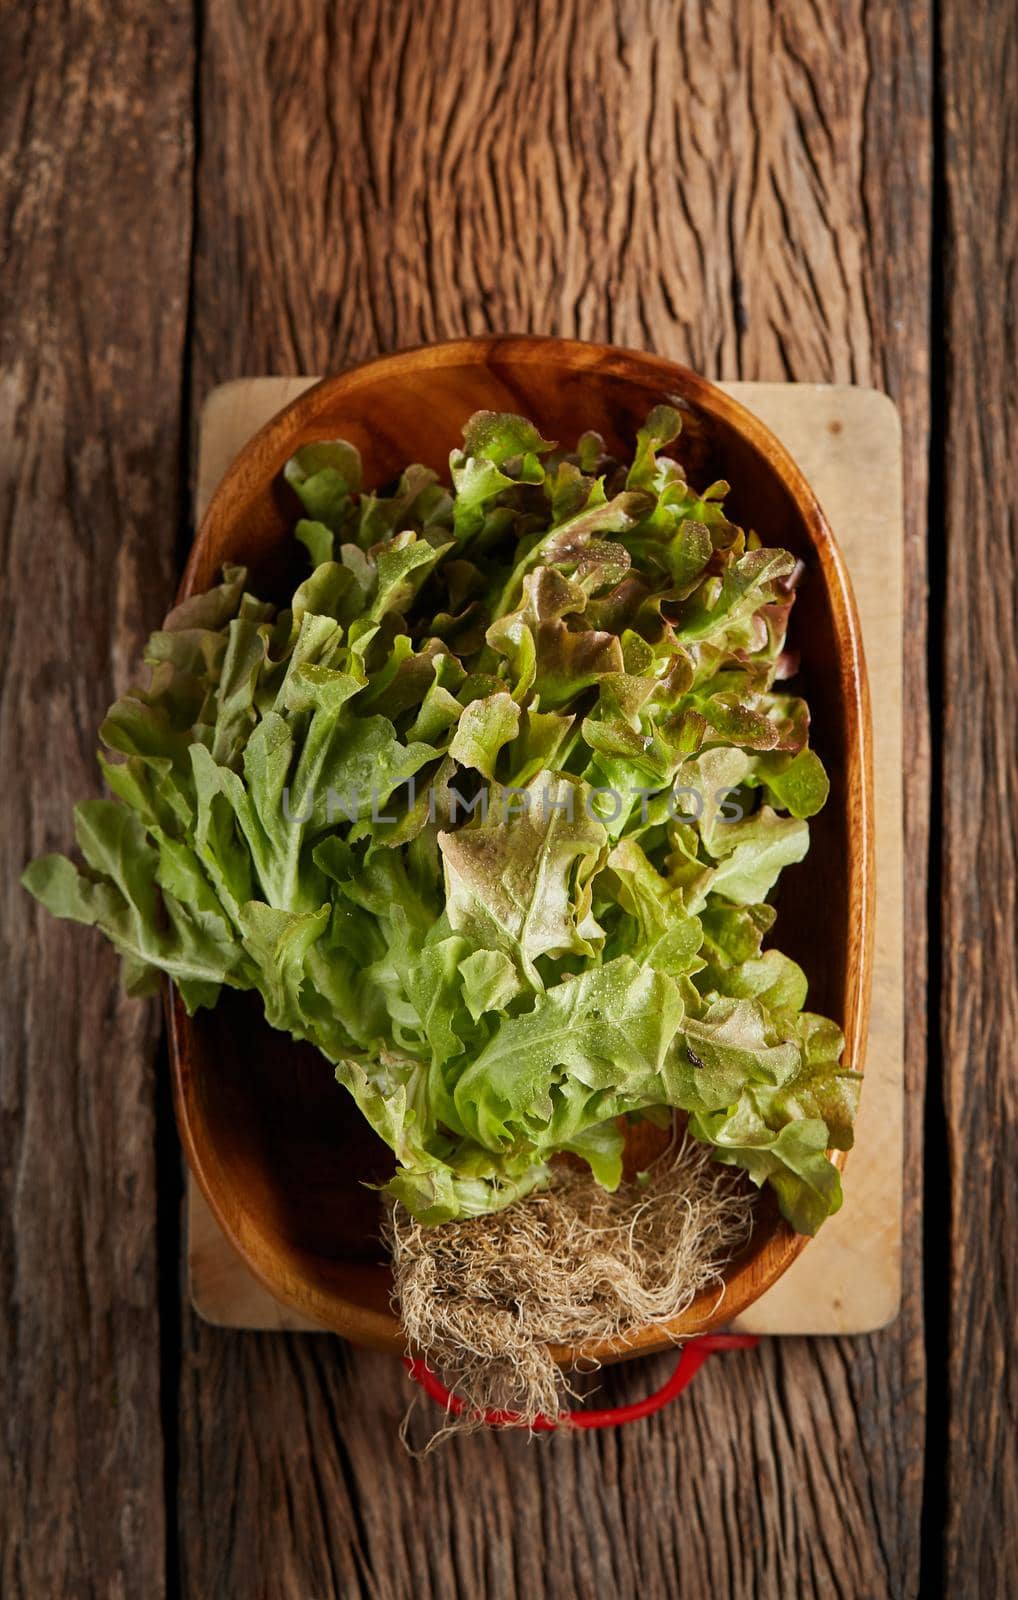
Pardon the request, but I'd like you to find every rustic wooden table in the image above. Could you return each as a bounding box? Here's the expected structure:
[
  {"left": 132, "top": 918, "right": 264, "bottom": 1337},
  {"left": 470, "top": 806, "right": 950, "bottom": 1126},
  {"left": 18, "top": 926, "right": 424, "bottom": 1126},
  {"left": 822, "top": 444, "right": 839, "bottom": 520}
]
[{"left": 2, "top": 3, "right": 1014, "bottom": 1597}]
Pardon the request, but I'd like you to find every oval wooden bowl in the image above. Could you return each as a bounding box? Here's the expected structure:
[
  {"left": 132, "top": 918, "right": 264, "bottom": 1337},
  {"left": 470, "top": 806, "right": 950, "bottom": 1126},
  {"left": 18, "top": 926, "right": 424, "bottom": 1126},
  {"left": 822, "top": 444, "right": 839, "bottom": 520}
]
[{"left": 170, "top": 336, "right": 874, "bottom": 1360}]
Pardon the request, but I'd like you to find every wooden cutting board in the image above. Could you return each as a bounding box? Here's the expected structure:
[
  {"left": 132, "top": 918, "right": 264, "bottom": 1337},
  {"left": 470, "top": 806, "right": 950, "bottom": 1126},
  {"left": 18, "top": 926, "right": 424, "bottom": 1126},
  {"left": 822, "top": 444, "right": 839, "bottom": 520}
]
[{"left": 187, "top": 378, "right": 904, "bottom": 1337}]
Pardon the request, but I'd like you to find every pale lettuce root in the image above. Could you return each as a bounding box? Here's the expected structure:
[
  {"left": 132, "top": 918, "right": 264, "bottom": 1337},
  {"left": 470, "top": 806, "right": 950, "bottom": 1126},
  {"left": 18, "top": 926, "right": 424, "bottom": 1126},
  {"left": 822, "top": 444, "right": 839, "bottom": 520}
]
[{"left": 388, "top": 1130, "right": 754, "bottom": 1450}]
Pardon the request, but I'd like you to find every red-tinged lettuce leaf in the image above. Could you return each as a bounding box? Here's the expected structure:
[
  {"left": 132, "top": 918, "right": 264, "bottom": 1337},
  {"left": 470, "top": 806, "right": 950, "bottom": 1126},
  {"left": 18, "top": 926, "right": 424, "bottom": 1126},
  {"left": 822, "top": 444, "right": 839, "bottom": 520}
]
[
  {"left": 439, "top": 773, "right": 608, "bottom": 988},
  {"left": 485, "top": 567, "right": 625, "bottom": 708},
  {"left": 672, "top": 547, "right": 798, "bottom": 644},
  {"left": 449, "top": 411, "right": 555, "bottom": 543}
]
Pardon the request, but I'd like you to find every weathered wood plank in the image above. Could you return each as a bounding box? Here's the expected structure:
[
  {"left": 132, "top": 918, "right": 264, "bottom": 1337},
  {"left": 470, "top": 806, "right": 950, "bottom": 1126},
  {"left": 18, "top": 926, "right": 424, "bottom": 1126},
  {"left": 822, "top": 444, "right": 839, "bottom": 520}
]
[
  {"left": 0, "top": 1, "right": 194, "bottom": 1594},
  {"left": 940, "top": 0, "right": 1018, "bottom": 1592},
  {"left": 179, "top": 2, "right": 931, "bottom": 1595}
]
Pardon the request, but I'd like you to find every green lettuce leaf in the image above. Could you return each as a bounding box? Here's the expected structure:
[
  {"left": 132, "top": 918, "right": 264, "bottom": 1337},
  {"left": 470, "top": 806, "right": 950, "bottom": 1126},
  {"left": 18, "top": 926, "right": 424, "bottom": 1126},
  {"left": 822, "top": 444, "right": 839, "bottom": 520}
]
[{"left": 23, "top": 405, "right": 854, "bottom": 1235}]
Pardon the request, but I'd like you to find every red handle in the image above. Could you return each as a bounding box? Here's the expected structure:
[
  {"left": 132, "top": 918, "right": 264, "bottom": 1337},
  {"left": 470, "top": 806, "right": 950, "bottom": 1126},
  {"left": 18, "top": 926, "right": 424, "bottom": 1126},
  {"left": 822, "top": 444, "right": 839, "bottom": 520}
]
[{"left": 403, "top": 1333, "right": 759, "bottom": 1431}]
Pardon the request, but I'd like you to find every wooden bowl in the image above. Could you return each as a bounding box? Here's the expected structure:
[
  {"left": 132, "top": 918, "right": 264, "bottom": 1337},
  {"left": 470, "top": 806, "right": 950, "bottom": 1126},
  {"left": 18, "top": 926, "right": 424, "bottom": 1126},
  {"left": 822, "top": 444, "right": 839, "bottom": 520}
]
[{"left": 170, "top": 336, "right": 873, "bottom": 1358}]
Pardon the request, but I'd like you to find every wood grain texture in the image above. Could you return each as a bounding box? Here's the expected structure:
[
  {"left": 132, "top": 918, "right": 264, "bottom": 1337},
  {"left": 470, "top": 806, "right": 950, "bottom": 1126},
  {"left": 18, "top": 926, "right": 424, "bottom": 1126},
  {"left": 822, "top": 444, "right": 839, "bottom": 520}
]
[
  {"left": 179, "top": 4, "right": 931, "bottom": 1597},
  {"left": 940, "top": 1, "right": 1018, "bottom": 1593},
  {"left": 0, "top": 1, "right": 194, "bottom": 1595}
]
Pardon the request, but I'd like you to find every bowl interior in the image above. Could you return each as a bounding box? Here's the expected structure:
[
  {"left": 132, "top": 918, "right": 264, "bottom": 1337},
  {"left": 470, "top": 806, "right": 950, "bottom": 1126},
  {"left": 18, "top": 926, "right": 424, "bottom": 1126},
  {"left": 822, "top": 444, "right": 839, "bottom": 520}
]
[{"left": 174, "top": 338, "right": 871, "bottom": 1354}]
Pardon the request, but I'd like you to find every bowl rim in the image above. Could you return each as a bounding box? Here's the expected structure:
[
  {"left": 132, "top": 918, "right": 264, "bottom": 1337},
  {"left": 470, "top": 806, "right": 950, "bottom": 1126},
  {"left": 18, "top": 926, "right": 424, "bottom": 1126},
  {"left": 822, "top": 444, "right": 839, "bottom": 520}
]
[{"left": 172, "top": 334, "right": 875, "bottom": 1358}]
